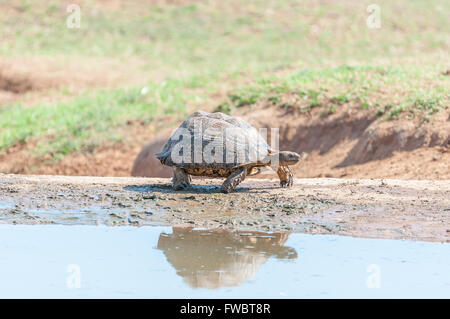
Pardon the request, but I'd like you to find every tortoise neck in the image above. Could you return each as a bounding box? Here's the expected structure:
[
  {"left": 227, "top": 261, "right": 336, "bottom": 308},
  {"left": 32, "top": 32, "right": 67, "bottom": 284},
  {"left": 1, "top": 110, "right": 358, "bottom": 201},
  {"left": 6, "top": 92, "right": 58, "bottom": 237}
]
[
  {"left": 264, "top": 152, "right": 298, "bottom": 166},
  {"left": 262, "top": 153, "right": 281, "bottom": 166}
]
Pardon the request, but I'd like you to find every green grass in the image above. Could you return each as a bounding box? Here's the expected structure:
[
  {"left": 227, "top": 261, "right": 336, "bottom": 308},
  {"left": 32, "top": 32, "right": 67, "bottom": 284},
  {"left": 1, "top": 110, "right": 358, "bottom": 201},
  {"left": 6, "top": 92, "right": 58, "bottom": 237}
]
[
  {"left": 0, "top": 0, "right": 449, "bottom": 159},
  {"left": 0, "top": 79, "right": 203, "bottom": 156},
  {"left": 214, "top": 64, "right": 449, "bottom": 117}
]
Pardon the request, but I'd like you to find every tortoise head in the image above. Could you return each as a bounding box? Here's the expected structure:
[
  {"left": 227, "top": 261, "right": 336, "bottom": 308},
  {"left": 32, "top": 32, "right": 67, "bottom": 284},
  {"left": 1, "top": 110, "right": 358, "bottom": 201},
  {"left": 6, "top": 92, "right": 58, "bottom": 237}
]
[{"left": 278, "top": 151, "right": 301, "bottom": 166}]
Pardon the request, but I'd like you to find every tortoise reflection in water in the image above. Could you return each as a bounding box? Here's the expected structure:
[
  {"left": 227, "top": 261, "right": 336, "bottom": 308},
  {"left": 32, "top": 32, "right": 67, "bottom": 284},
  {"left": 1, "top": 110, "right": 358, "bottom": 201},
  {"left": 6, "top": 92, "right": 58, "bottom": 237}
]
[{"left": 157, "top": 228, "right": 297, "bottom": 289}]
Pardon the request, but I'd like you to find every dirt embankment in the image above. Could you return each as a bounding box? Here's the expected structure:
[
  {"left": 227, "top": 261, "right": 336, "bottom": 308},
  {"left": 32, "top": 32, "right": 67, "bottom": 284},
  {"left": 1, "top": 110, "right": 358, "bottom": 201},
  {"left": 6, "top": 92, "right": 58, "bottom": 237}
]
[
  {"left": 2, "top": 101, "right": 448, "bottom": 179},
  {"left": 1, "top": 55, "right": 448, "bottom": 179},
  {"left": 0, "top": 174, "right": 449, "bottom": 242},
  {"left": 132, "top": 104, "right": 450, "bottom": 180},
  {"left": 0, "top": 55, "right": 159, "bottom": 175},
  {"left": 0, "top": 56, "right": 151, "bottom": 106}
]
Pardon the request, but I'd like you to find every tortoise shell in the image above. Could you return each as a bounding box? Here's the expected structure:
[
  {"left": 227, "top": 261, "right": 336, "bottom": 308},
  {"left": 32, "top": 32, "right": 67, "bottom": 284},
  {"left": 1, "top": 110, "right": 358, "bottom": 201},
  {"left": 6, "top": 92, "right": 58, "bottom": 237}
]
[{"left": 156, "top": 111, "right": 272, "bottom": 174}]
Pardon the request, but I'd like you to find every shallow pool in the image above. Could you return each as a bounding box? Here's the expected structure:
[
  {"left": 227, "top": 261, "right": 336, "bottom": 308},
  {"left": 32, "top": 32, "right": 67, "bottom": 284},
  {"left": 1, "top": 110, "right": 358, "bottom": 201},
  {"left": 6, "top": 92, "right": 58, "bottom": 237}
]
[{"left": 0, "top": 225, "right": 448, "bottom": 298}]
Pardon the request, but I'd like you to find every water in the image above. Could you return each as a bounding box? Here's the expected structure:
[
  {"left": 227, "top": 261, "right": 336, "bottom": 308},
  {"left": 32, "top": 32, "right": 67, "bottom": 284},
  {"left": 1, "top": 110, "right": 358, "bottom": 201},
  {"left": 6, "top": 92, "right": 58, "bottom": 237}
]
[
  {"left": 0, "top": 225, "right": 448, "bottom": 298},
  {"left": 0, "top": 201, "right": 14, "bottom": 210}
]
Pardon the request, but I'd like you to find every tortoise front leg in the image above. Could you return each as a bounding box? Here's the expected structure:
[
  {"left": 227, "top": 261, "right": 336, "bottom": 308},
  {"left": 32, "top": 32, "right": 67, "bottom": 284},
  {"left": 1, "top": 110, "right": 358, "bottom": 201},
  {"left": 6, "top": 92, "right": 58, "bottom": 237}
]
[
  {"left": 172, "top": 167, "right": 192, "bottom": 190},
  {"left": 277, "top": 166, "right": 293, "bottom": 187},
  {"left": 221, "top": 168, "right": 247, "bottom": 193}
]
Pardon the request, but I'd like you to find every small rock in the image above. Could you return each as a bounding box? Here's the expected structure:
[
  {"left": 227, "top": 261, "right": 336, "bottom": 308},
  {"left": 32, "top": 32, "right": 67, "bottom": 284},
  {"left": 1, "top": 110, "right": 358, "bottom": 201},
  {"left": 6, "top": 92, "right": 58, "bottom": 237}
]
[
  {"left": 128, "top": 218, "right": 139, "bottom": 226},
  {"left": 10, "top": 208, "right": 23, "bottom": 215}
]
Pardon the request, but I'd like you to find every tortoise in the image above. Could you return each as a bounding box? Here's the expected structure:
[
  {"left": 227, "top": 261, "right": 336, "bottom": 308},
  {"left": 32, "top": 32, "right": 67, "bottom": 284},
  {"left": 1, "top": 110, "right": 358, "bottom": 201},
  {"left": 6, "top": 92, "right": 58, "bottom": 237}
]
[{"left": 156, "top": 111, "right": 300, "bottom": 193}]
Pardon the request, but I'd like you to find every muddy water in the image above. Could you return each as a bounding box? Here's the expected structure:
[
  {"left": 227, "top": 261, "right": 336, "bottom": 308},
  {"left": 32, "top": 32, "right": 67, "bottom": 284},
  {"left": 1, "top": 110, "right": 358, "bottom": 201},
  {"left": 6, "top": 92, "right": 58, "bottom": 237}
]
[
  {"left": 0, "top": 201, "right": 14, "bottom": 210},
  {"left": 2, "top": 176, "right": 449, "bottom": 241},
  {"left": 0, "top": 225, "right": 448, "bottom": 298}
]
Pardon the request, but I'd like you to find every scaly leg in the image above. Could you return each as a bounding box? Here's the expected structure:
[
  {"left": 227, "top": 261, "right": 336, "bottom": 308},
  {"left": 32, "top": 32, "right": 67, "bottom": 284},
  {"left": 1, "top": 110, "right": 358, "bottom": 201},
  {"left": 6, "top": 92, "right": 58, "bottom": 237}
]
[
  {"left": 221, "top": 168, "right": 247, "bottom": 193},
  {"left": 172, "top": 167, "right": 192, "bottom": 190},
  {"left": 277, "top": 166, "right": 293, "bottom": 187}
]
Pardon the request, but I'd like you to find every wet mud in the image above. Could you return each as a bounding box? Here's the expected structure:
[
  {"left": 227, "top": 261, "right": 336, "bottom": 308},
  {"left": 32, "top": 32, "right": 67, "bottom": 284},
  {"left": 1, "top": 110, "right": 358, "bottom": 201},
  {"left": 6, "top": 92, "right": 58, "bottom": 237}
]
[{"left": 0, "top": 174, "right": 449, "bottom": 242}]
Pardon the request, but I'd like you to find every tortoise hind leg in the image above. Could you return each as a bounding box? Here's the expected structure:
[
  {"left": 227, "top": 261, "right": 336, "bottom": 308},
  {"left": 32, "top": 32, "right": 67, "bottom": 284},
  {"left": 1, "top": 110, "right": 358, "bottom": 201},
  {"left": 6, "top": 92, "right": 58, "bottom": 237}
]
[
  {"left": 221, "top": 168, "right": 247, "bottom": 193},
  {"left": 277, "top": 166, "right": 293, "bottom": 187},
  {"left": 172, "top": 168, "right": 192, "bottom": 190}
]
